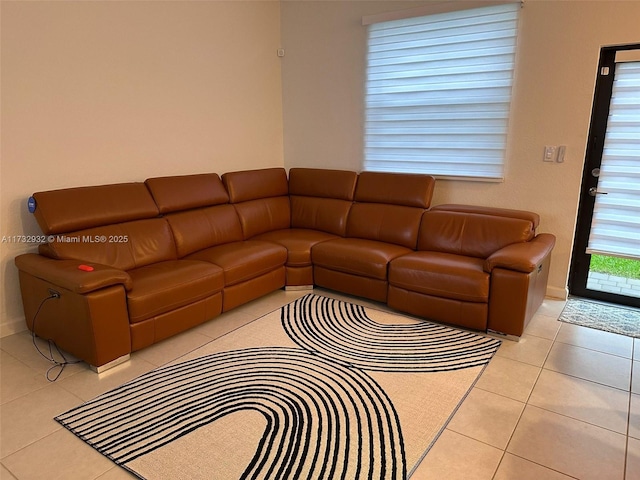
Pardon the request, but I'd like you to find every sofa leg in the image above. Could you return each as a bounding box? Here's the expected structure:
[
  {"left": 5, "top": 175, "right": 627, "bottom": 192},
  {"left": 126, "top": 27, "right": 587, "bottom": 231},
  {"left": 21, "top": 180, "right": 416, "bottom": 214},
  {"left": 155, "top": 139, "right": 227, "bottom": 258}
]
[
  {"left": 486, "top": 329, "right": 521, "bottom": 342},
  {"left": 285, "top": 285, "right": 314, "bottom": 291},
  {"left": 90, "top": 354, "right": 131, "bottom": 373}
]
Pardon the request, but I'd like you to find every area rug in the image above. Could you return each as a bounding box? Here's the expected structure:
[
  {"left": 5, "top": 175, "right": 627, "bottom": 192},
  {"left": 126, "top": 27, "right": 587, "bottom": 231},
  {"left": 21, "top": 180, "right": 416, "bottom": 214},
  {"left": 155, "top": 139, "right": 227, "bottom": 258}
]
[
  {"left": 55, "top": 293, "right": 501, "bottom": 479},
  {"left": 559, "top": 297, "right": 640, "bottom": 338}
]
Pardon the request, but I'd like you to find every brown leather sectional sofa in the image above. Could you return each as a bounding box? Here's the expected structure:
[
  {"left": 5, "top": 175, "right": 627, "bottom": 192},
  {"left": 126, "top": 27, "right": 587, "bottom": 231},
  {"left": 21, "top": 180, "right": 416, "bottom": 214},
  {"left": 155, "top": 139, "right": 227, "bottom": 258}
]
[{"left": 14, "top": 167, "right": 556, "bottom": 371}]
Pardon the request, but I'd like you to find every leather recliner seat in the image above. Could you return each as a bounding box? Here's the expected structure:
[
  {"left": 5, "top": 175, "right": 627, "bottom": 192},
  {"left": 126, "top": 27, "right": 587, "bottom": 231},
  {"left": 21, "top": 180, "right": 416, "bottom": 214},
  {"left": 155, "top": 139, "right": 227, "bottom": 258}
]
[
  {"left": 388, "top": 206, "right": 555, "bottom": 334},
  {"left": 312, "top": 171, "right": 435, "bottom": 302},
  {"left": 145, "top": 172, "right": 287, "bottom": 315},
  {"left": 238, "top": 168, "right": 359, "bottom": 286}
]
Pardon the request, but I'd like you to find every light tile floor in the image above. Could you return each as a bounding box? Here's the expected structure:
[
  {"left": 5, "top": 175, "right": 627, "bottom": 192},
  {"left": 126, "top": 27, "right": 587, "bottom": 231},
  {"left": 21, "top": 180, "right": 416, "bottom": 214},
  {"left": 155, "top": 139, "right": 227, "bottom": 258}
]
[{"left": 1, "top": 288, "right": 638, "bottom": 479}]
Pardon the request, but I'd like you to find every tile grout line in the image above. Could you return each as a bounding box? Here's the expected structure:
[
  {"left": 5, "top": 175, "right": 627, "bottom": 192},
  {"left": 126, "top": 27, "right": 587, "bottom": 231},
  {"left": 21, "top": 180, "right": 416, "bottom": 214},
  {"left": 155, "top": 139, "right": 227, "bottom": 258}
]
[
  {"left": 489, "top": 319, "right": 557, "bottom": 480},
  {"left": 623, "top": 358, "right": 636, "bottom": 480},
  {"left": 503, "top": 334, "right": 550, "bottom": 441}
]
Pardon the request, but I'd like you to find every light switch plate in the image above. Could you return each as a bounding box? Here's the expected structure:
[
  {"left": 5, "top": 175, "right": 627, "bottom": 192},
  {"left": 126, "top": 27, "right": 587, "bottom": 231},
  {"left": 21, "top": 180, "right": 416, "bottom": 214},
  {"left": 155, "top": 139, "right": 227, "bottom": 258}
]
[{"left": 543, "top": 146, "right": 556, "bottom": 162}]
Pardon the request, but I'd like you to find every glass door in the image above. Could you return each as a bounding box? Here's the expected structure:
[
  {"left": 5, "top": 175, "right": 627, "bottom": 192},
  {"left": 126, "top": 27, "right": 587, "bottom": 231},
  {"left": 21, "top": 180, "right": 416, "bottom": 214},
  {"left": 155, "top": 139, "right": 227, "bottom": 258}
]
[{"left": 569, "top": 44, "right": 640, "bottom": 308}]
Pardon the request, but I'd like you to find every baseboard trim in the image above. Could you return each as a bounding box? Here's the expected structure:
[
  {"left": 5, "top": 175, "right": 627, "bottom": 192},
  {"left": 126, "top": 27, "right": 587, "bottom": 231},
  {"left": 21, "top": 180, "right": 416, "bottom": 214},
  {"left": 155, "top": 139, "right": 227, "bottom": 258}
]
[
  {"left": 0, "top": 315, "right": 27, "bottom": 338},
  {"left": 546, "top": 285, "right": 568, "bottom": 300}
]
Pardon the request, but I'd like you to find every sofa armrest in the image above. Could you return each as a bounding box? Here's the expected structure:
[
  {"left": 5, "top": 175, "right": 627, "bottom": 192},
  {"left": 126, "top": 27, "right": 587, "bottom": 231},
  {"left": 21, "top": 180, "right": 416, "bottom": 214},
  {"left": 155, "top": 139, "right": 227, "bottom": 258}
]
[
  {"left": 484, "top": 233, "right": 556, "bottom": 274},
  {"left": 15, "top": 253, "right": 132, "bottom": 294}
]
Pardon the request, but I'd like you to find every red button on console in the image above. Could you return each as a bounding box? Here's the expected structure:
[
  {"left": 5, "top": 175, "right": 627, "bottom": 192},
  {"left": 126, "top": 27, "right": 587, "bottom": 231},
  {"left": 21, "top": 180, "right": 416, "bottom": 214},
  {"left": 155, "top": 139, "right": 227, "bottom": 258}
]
[{"left": 78, "top": 264, "right": 94, "bottom": 272}]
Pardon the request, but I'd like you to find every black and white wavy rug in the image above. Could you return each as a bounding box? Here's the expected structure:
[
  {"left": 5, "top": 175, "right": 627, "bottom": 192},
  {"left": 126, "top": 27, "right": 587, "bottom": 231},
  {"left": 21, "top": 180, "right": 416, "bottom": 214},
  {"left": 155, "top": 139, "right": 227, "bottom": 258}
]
[{"left": 56, "top": 294, "right": 500, "bottom": 479}]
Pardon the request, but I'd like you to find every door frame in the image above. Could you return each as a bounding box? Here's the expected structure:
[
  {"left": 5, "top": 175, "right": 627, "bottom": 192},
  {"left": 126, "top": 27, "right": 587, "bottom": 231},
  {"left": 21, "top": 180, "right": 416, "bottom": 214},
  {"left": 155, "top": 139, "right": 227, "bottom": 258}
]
[{"left": 569, "top": 42, "right": 640, "bottom": 308}]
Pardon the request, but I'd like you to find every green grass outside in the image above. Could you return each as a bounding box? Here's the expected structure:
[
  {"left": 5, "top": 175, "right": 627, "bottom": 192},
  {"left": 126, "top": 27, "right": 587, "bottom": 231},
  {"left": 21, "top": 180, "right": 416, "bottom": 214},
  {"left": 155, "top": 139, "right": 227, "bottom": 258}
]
[{"left": 589, "top": 255, "right": 640, "bottom": 280}]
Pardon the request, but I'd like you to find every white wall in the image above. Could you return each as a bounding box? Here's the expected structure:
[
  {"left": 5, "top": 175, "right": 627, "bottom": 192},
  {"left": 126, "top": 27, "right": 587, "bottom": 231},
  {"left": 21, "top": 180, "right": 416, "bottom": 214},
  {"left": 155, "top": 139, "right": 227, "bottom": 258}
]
[
  {"left": 4, "top": 0, "right": 640, "bottom": 336},
  {"left": 280, "top": 0, "right": 640, "bottom": 300},
  {"left": 1, "top": 1, "right": 284, "bottom": 335}
]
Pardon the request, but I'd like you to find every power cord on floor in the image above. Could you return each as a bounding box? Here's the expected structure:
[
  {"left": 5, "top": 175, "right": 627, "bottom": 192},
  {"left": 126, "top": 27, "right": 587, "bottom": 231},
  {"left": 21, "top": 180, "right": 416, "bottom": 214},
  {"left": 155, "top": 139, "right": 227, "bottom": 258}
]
[{"left": 30, "top": 291, "right": 82, "bottom": 382}]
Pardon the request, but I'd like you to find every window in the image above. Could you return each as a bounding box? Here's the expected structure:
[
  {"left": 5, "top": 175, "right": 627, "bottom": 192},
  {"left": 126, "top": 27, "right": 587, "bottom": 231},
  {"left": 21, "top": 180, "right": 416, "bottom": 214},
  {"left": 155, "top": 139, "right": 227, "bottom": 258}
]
[
  {"left": 363, "top": 3, "right": 521, "bottom": 181},
  {"left": 587, "top": 60, "right": 640, "bottom": 260}
]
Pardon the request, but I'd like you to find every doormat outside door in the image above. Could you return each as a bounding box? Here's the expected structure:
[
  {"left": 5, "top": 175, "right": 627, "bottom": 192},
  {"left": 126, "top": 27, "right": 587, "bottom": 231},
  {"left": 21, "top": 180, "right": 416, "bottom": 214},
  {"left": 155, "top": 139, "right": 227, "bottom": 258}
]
[{"left": 559, "top": 297, "right": 640, "bottom": 338}]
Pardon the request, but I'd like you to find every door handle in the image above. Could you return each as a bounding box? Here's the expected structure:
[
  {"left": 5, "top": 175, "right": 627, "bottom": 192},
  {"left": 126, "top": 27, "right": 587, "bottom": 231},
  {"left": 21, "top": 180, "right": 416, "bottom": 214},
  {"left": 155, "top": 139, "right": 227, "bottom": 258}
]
[{"left": 588, "top": 187, "right": 608, "bottom": 196}]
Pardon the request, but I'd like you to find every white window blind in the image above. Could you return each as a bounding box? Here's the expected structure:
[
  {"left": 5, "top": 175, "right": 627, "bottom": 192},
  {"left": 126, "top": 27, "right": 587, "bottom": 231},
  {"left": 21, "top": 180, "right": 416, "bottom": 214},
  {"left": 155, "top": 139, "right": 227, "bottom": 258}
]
[
  {"left": 363, "top": 3, "right": 520, "bottom": 180},
  {"left": 587, "top": 61, "right": 640, "bottom": 260}
]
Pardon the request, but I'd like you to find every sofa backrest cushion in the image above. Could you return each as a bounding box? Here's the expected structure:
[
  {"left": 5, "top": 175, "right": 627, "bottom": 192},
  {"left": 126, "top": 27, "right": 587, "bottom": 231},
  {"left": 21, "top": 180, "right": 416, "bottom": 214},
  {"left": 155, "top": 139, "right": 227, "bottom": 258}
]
[
  {"left": 145, "top": 173, "right": 228, "bottom": 214},
  {"left": 233, "top": 197, "right": 291, "bottom": 239},
  {"left": 41, "top": 218, "right": 177, "bottom": 271},
  {"left": 165, "top": 204, "right": 244, "bottom": 258},
  {"left": 32, "top": 183, "right": 159, "bottom": 235},
  {"left": 347, "top": 204, "right": 425, "bottom": 249},
  {"left": 354, "top": 171, "right": 435, "bottom": 208},
  {"left": 418, "top": 210, "right": 536, "bottom": 258},
  {"left": 345, "top": 172, "right": 435, "bottom": 248},
  {"left": 289, "top": 168, "right": 357, "bottom": 200},
  {"left": 289, "top": 168, "right": 357, "bottom": 236},
  {"left": 223, "top": 168, "right": 289, "bottom": 203},
  {"left": 222, "top": 168, "right": 291, "bottom": 239}
]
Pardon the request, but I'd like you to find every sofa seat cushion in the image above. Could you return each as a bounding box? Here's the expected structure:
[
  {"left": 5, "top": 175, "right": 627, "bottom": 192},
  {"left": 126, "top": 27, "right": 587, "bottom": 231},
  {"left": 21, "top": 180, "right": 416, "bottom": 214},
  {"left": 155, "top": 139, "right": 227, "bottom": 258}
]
[
  {"left": 254, "top": 229, "right": 338, "bottom": 267},
  {"left": 312, "top": 238, "right": 412, "bottom": 280},
  {"left": 186, "top": 240, "right": 287, "bottom": 287},
  {"left": 389, "top": 252, "right": 489, "bottom": 303},
  {"left": 127, "top": 260, "right": 224, "bottom": 323}
]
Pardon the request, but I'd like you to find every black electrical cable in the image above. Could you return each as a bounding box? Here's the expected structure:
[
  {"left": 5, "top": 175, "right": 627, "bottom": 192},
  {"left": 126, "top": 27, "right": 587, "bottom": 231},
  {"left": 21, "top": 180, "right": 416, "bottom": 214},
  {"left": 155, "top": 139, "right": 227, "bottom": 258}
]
[{"left": 30, "top": 293, "right": 82, "bottom": 382}]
